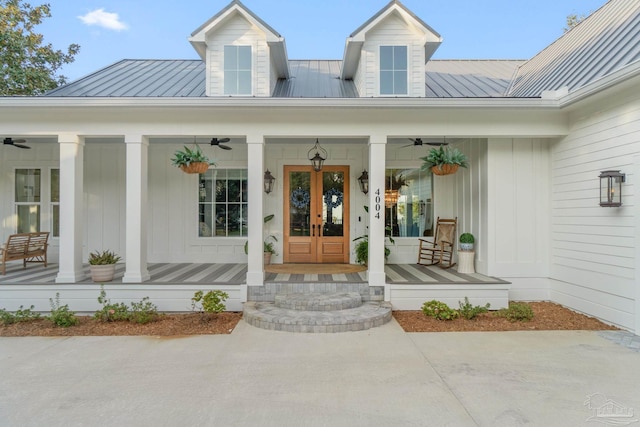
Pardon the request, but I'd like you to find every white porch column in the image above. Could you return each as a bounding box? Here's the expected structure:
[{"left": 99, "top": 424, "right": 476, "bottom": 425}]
[
  {"left": 56, "top": 134, "right": 84, "bottom": 283},
  {"left": 246, "top": 137, "right": 265, "bottom": 286},
  {"left": 368, "top": 136, "right": 387, "bottom": 296},
  {"left": 122, "top": 135, "right": 150, "bottom": 283}
]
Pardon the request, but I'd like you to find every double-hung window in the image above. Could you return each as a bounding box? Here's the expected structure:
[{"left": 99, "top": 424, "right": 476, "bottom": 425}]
[
  {"left": 380, "top": 45, "right": 408, "bottom": 95},
  {"left": 14, "top": 169, "right": 41, "bottom": 233},
  {"left": 224, "top": 45, "right": 252, "bottom": 95},
  {"left": 198, "top": 169, "right": 248, "bottom": 237},
  {"left": 385, "top": 168, "right": 433, "bottom": 237}
]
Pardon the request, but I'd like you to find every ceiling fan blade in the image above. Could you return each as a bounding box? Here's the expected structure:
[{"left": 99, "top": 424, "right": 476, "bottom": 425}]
[
  {"left": 400, "top": 143, "right": 415, "bottom": 148},
  {"left": 218, "top": 138, "right": 230, "bottom": 143},
  {"left": 3, "top": 137, "right": 30, "bottom": 149},
  {"left": 218, "top": 144, "right": 232, "bottom": 150},
  {"left": 14, "top": 143, "right": 31, "bottom": 149}
]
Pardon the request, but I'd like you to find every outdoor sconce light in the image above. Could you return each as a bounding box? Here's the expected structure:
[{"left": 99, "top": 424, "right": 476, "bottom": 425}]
[
  {"left": 599, "top": 170, "right": 625, "bottom": 207},
  {"left": 357, "top": 170, "right": 369, "bottom": 194},
  {"left": 308, "top": 138, "right": 327, "bottom": 172},
  {"left": 264, "top": 169, "right": 275, "bottom": 194}
]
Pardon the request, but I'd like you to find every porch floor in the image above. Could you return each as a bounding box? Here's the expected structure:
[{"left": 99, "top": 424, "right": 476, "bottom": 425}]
[{"left": 0, "top": 262, "right": 507, "bottom": 285}]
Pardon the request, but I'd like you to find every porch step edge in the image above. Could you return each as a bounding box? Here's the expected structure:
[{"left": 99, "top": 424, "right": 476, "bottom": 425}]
[
  {"left": 243, "top": 301, "right": 392, "bottom": 333},
  {"left": 274, "top": 292, "right": 362, "bottom": 311}
]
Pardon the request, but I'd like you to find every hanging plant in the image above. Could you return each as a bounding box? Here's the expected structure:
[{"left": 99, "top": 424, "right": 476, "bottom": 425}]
[
  {"left": 171, "top": 145, "right": 215, "bottom": 174},
  {"left": 323, "top": 188, "right": 343, "bottom": 209},
  {"left": 420, "top": 146, "right": 468, "bottom": 176},
  {"left": 290, "top": 188, "right": 310, "bottom": 209}
]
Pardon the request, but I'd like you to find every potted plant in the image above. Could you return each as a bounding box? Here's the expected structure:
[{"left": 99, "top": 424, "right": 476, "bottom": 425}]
[
  {"left": 88, "top": 250, "right": 121, "bottom": 282},
  {"left": 353, "top": 207, "right": 394, "bottom": 265},
  {"left": 459, "top": 233, "right": 475, "bottom": 251},
  {"left": 244, "top": 214, "right": 278, "bottom": 265},
  {"left": 171, "top": 145, "right": 215, "bottom": 174},
  {"left": 421, "top": 146, "right": 469, "bottom": 176}
]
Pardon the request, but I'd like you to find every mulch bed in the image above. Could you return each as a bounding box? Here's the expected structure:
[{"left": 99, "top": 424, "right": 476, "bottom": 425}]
[{"left": 393, "top": 302, "right": 620, "bottom": 332}]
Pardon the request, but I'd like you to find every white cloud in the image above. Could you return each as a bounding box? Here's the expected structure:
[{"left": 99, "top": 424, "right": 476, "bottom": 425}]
[{"left": 78, "top": 9, "right": 128, "bottom": 31}]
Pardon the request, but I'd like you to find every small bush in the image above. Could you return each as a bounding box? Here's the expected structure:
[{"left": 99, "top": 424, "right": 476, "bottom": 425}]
[
  {"left": 192, "top": 290, "right": 229, "bottom": 314},
  {"left": 458, "top": 297, "right": 490, "bottom": 320},
  {"left": 94, "top": 287, "right": 130, "bottom": 322},
  {"left": 0, "top": 305, "right": 41, "bottom": 326},
  {"left": 496, "top": 302, "right": 534, "bottom": 322},
  {"left": 421, "top": 300, "right": 459, "bottom": 321},
  {"left": 129, "top": 297, "right": 160, "bottom": 324},
  {"left": 49, "top": 293, "right": 79, "bottom": 327}
]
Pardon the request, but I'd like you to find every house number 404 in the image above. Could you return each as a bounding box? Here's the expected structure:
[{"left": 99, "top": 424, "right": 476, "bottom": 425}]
[{"left": 374, "top": 189, "right": 382, "bottom": 219}]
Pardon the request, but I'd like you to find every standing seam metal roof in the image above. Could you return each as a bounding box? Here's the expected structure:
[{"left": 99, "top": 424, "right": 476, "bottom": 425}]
[{"left": 508, "top": 0, "right": 640, "bottom": 97}]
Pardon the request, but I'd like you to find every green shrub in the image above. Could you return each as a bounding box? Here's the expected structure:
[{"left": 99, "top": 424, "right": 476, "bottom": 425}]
[
  {"left": 0, "top": 305, "right": 41, "bottom": 326},
  {"left": 49, "top": 293, "right": 79, "bottom": 327},
  {"left": 458, "top": 297, "right": 490, "bottom": 320},
  {"left": 496, "top": 302, "right": 534, "bottom": 322},
  {"left": 88, "top": 250, "right": 121, "bottom": 265},
  {"left": 191, "top": 290, "right": 229, "bottom": 314},
  {"left": 421, "top": 300, "right": 459, "bottom": 321},
  {"left": 94, "top": 286, "right": 130, "bottom": 322},
  {"left": 459, "top": 233, "right": 475, "bottom": 244},
  {"left": 129, "top": 297, "right": 160, "bottom": 324}
]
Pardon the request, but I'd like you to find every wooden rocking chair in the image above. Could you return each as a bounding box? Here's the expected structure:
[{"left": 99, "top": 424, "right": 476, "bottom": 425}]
[{"left": 417, "top": 217, "right": 457, "bottom": 269}]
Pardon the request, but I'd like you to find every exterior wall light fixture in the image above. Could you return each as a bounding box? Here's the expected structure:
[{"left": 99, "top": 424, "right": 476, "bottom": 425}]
[
  {"left": 357, "top": 170, "right": 369, "bottom": 194},
  {"left": 264, "top": 169, "right": 275, "bottom": 194},
  {"left": 599, "top": 170, "right": 625, "bottom": 207},
  {"left": 308, "top": 139, "right": 327, "bottom": 172}
]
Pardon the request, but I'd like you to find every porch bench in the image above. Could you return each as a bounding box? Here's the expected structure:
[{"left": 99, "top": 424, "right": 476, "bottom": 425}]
[{"left": 0, "top": 232, "right": 49, "bottom": 275}]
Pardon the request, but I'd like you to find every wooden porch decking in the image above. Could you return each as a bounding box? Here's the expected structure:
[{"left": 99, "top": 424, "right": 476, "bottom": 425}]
[{"left": 0, "top": 262, "right": 508, "bottom": 285}]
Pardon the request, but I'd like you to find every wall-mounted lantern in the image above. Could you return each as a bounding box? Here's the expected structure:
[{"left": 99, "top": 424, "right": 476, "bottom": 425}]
[
  {"left": 357, "top": 170, "right": 369, "bottom": 194},
  {"left": 599, "top": 170, "right": 625, "bottom": 207},
  {"left": 307, "top": 139, "right": 327, "bottom": 172},
  {"left": 264, "top": 169, "right": 275, "bottom": 194}
]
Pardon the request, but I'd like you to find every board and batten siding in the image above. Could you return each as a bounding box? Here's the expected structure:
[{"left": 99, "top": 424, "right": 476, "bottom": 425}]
[
  {"left": 205, "top": 13, "right": 270, "bottom": 97},
  {"left": 485, "top": 138, "right": 552, "bottom": 300},
  {"left": 550, "top": 96, "right": 640, "bottom": 331},
  {"left": 357, "top": 13, "right": 426, "bottom": 98}
]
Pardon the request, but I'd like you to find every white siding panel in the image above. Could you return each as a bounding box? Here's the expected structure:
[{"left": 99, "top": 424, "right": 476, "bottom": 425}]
[
  {"left": 550, "top": 96, "right": 640, "bottom": 332},
  {"left": 486, "top": 138, "right": 551, "bottom": 278}
]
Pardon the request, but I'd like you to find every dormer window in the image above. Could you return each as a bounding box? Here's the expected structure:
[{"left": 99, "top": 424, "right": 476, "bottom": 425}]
[
  {"left": 224, "top": 45, "right": 252, "bottom": 95},
  {"left": 380, "top": 45, "right": 407, "bottom": 95}
]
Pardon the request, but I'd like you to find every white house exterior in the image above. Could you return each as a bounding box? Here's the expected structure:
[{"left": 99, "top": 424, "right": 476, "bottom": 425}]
[{"left": 1, "top": 0, "right": 640, "bottom": 333}]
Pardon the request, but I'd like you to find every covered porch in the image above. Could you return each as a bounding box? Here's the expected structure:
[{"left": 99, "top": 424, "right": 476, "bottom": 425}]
[{"left": 0, "top": 262, "right": 510, "bottom": 314}]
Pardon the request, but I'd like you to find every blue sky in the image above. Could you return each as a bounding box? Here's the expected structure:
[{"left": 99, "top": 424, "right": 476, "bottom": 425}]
[{"left": 39, "top": 0, "right": 608, "bottom": 82}]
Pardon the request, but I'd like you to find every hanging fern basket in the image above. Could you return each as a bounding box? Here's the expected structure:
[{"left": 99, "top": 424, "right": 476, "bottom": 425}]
[
  {"left": 431, "top": 164, "right": 459, "bottom": 176},
  {"left": 180, "top": 162, "right": 210, "bottom": 174}
]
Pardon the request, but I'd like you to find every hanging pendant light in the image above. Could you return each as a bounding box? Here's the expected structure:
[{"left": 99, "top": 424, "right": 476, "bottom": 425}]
[{"left": 307, "top": 138, "right": 327, "bottom": 172}]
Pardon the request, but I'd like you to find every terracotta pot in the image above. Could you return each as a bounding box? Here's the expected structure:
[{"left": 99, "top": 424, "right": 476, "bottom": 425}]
[
  {"left": 90, "top": 264, "right": 116, "bottom": 282},
  {"left": 179, "top": 162, "right": 209, "bottom": 174},
  {"left": 264, "top": 252, "right": 272, "bottom": 265}
]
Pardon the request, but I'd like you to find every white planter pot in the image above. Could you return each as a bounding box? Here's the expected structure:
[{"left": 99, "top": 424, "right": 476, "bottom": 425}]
[
  {"left": 460, "top": 243, "right": 474, "bottom": 251},
  {"left": 90, "top": 264, "right": 116, "bottom": 282}
]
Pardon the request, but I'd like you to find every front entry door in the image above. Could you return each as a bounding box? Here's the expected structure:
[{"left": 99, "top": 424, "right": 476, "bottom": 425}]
[{"left": 284, "top": 165, "right": 350, "bottom": 263}]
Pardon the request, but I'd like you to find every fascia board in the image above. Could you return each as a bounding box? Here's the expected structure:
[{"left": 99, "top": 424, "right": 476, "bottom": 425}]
[
  {"left": 341, "top": 40, "right": 364, "bottom": 80},
  {"left": 0, "top": 97, "right": 560, "bottom": 110}
]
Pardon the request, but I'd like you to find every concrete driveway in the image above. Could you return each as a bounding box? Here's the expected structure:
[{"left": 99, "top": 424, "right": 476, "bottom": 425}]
[{"left": 1, "top": 320, "right": 639, "bottom": 426}]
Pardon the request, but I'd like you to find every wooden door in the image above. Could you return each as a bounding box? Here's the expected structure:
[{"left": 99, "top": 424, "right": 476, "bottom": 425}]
[{"left": 284, "top": 165, "right": 350, "bottom": 263}]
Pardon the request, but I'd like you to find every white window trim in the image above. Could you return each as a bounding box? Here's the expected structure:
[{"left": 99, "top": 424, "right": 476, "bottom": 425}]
[{"left": 378, "top": 44, "right": 410, "bottom": 97}]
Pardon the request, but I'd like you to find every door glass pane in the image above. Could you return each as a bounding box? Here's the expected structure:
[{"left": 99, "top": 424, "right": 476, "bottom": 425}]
[
  {"left": 322, "top": 171, "right": 344, "bottom": 237},
  {"left": 289, "top": 171, "right": 311, "bottom": 237}
]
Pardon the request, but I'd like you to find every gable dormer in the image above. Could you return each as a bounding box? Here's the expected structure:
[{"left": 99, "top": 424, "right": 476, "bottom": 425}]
[
  {"left": 189, "top": 0, "right": 289, "bottom": 97},
  {"left": 342, "top": 0, "right": 442, "bottom": 97}
]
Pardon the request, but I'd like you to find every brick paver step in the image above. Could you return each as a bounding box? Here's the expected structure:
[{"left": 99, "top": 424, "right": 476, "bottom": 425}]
[
  {"left": 274, "top": 292, "right": 362, "bottom": 311},
  {"left": 243, "top": 301, "right": 392, "bottom": 333}
]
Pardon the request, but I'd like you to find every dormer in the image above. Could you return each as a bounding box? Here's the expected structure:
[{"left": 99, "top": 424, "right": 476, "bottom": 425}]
[
  {"left": 189, "top": 0, "right": 289, "bottom": 97},
  {"left": 342, "top": 0, "right": 442, "bottom": 97}
]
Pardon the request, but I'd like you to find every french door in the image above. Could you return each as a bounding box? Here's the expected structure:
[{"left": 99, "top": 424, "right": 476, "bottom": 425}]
[{"left": 284, "top": 165, "right": 350, "bottom": 263}]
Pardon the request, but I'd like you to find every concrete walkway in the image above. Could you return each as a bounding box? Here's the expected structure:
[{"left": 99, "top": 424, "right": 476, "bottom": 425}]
[{"left": 1, "top": 320, "right": 639, "bottom": 426}]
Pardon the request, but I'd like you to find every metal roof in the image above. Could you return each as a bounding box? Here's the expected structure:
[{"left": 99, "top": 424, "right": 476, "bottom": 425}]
[
  {"left": 425, "top": 60, "right": 525, "bottom": 98},
  {"left": 509, "top": 0, "right": 640, "bottom": 97},
  {"left": 45, "top": 60, "right": 205, "bottom": 97},
  {"left": 273, "top": 61, "right": 358, "bottom": 98}
]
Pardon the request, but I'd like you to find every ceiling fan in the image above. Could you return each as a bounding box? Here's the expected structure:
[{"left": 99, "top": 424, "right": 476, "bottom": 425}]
[
  {"left": 3, "top": 137, "right": 31, "bottom": 149},
  {"left": 210, "top": 137, "right": 232, "bottom": 150},
  {"left": 402, "top": 137, "right": 448, "bottom": 148}
]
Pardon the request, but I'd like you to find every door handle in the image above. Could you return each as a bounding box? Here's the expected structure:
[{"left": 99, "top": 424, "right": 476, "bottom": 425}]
[
  {"left": 318, "top": 223, "right": 322, "bottom": 237},
  {"left": 312, "top": 224, "right": 315, "bottom": 237}
]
